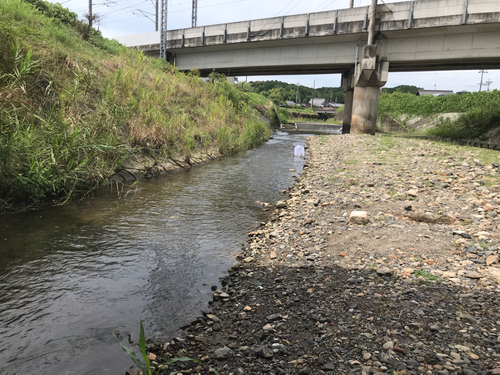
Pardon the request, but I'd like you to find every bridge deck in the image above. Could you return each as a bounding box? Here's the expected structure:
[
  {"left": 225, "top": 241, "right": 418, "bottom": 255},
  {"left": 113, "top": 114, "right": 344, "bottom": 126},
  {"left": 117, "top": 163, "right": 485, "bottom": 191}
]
[{"left": 115, "top": 0, "right": 500, "bottom": 75}]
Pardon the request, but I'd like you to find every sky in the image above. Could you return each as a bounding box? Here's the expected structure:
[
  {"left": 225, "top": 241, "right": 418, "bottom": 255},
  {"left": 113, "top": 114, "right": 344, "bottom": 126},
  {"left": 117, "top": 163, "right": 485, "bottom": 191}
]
[{"left": 52, "top": 0, "right": 499, "bottom": 92}]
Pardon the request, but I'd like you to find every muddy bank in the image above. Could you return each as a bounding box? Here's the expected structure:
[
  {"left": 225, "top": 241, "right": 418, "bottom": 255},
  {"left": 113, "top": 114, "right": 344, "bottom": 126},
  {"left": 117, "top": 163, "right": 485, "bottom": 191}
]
[{"left": 134, "top": 134, "right": 500, "bottom": 375}]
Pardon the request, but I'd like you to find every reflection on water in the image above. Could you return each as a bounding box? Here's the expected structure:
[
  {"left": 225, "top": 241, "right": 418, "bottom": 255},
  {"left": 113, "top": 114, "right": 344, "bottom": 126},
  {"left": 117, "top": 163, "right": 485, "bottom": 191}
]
[{"left": 0, "top": 131, "right": 309, "bottom": 374}]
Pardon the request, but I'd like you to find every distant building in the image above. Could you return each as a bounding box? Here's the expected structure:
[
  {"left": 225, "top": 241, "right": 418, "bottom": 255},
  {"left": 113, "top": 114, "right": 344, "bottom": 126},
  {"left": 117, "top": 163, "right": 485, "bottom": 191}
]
[
  {"left": 286, "top": 100, "right": 296, "bottom": 106},
  {"left": 416, "top": 89, "right": 454, "bottom": 96},
  {"left": 307, "top": 98, "right": 327, "bottom": 107}
]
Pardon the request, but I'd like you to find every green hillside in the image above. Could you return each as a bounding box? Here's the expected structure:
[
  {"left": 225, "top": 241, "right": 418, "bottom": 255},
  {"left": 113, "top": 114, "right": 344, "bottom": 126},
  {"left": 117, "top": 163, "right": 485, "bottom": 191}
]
[{"left": 0, "top": 0, "right": 270, "bottom": 212}]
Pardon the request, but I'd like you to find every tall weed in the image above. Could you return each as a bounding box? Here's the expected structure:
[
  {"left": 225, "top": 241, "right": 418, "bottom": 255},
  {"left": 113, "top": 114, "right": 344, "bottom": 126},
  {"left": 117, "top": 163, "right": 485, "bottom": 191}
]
[{"left": 0, "top": 0, "right": 270, "bottom": 211}]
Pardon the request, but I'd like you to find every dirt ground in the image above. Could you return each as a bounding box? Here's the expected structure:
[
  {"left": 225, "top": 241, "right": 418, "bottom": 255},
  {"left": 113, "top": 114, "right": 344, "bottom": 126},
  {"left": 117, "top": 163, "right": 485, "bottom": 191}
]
[{"left": 135, "top": 134, "right": 500, "bottom": 375}]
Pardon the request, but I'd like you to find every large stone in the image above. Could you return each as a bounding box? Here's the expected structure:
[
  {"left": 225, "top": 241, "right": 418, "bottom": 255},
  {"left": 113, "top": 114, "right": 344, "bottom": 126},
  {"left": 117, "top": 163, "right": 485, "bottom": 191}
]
[
  {"left": 377, "top": 267, "right": 392, "bottom": 276},
  {"left": 486, "top": 254, "right": 499, "bottom": 265},
  {"left": 349, "top": 211, "right": 371, "bottom": 225},
  {"left": 254, "top": 345, "right": 273, "bottom": 358},
  {"left": 407, "top": 189, "right": 418, "bottom": 197},
  {"left": 214, "top": 347, "right": 234, "bottom": 360}
]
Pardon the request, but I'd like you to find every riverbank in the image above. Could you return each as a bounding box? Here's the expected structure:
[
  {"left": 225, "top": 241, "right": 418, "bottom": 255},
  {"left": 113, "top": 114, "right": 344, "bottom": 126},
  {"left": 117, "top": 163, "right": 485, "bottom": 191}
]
[
  {"left": 0, "top": 0, "right": 270, "bottom": 212},
  {"left": 145, "top": 134, "right": 500, "bottom": 375}
]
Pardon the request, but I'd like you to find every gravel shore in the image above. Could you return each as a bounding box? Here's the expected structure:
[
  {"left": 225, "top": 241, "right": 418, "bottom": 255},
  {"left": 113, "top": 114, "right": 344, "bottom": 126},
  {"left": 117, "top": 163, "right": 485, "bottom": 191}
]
[{"left": 141, "top": 134, "right": 500, "bottom": 375}]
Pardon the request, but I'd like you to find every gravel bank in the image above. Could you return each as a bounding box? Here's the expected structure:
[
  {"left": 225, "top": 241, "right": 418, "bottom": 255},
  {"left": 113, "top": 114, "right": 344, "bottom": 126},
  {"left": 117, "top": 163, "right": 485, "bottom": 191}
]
[{"left": 140, "top": 134, "right": 500, "bottom": 375}]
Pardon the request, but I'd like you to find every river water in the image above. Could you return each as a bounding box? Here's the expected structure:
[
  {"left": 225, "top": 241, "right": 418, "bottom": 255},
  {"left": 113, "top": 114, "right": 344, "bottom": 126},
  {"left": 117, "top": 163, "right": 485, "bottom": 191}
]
[{"left": 0, "top": 131, "right": 308, "bottom": 374}]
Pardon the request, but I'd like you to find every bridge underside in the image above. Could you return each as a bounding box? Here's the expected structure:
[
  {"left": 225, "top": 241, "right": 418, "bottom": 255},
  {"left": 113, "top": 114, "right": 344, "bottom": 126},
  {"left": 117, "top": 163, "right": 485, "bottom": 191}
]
[{"left": 140, "top": 23, "right": 500, "bottom": 76}]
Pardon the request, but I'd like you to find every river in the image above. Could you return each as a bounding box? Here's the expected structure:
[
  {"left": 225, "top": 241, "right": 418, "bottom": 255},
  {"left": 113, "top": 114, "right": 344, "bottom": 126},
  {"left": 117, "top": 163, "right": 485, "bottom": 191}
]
[{"left": 0, "top": 131, "right": 308, "bottom": 374}]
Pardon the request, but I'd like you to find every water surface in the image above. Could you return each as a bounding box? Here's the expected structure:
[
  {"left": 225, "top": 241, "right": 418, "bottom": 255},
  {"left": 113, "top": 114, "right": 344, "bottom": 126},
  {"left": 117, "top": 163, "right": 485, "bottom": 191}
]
[{"left": 0, "top": 131, "right": 308, "bottom": 374}]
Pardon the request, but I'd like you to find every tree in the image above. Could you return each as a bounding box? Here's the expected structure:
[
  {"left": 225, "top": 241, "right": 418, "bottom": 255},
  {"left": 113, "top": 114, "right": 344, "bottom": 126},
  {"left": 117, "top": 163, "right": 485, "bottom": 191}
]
[{"left": 382, "top": 85, "right": 422, "bottom": 95}]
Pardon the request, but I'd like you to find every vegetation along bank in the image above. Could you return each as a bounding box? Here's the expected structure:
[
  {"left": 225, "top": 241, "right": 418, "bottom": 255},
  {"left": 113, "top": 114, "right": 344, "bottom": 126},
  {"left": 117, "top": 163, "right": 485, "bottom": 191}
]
[
  {"left": 378, "top": 90, "right": 500, "bottom": 140},
  {"left": 0, "top": 0, "right": 271, "bottom": 213}
]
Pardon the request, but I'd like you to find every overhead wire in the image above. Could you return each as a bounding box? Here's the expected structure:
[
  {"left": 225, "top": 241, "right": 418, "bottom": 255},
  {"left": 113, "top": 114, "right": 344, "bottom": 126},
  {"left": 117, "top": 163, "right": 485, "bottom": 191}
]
[
  {"left": 316, "top": 0, "right": 337, "bottom": 12},
  {"left": 102, "top": 0, "right": 245, "bottom": 25},
  {"left": 253, "top": 0, "right": 306, "bottom": 36}
]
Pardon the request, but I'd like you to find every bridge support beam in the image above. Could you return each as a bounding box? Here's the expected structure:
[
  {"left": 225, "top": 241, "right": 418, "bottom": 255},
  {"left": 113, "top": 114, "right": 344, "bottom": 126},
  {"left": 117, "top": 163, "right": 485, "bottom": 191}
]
[
  {"left": 341, "top": 70, "right": 354, "bottom": 134},
  {"left": 350, "top": 45, "right": 389, "bottom": 135}
]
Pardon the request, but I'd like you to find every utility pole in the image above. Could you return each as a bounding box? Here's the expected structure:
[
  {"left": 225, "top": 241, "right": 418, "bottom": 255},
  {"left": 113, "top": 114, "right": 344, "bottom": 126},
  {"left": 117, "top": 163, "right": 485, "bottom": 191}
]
[
  {"left": 296, "top": 83, "right": 300, "bottom": 104},
  {"left": 155, "top": 0, "right": 158, "bottom": 31},
  {"left": 88, "top": 0, "right": 92, "bottom": 28},
  {"left": 160, "top": 0, "right": 168, "bottom": 59},
  {"left": 478, "top": 69, "right": 488, "bottom": 92},
  {"left": 349, "top": 0, "right": 354, "bottom": 8},
  {"left": 485, "top": 78, "right": 493, "bottom": 92},
  {"left": 192, "top": 0, "right": 198, "bottom": 27},
  {"left": 367, "top": 0, "right": 377, "bottom": 45}
]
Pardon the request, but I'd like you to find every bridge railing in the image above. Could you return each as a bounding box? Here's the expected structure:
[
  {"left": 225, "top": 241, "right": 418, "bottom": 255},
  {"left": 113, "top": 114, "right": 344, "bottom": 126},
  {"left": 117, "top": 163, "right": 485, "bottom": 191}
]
[{"left": 115, "top": 0, "right": 500, "bottom": 49}]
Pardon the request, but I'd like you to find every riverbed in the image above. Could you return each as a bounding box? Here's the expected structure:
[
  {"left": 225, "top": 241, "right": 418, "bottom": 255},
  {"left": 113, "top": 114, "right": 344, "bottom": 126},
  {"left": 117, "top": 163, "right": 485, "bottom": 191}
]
[{"left": 0, "top": 131, "right": 308, "bottom": 374}]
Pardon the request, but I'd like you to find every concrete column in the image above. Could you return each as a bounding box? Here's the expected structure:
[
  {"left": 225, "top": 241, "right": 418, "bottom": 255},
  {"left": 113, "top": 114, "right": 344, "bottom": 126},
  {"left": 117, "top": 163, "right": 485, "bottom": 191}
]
[
  {"left": 342, "top": 89, "right": 353, "bottom": 134},
  {"left": 341, "top": 70, "right": 354, "bottom": 134},
  {"left": 351, "top": 86, "right": 380, "bottom": 135}
]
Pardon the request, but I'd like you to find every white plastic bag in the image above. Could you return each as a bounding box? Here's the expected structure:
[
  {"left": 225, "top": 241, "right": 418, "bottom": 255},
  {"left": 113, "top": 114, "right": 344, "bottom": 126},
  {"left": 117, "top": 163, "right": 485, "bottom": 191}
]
[{"left": 294, "top": 145, "right": 305, "bottom": 158}]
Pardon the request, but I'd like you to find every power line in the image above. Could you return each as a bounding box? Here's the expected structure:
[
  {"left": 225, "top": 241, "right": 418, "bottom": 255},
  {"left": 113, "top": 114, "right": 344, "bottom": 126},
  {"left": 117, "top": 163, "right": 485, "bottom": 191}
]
[{"left": 317, "top": 0, "right": 338, "bottom": 11}]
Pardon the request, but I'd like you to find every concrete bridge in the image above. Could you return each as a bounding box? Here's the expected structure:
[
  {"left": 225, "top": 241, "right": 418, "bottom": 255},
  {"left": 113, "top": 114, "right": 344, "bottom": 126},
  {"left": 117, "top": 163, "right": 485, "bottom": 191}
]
[{"left": 115, "top": 0, "right": 500, "bottom": 134}]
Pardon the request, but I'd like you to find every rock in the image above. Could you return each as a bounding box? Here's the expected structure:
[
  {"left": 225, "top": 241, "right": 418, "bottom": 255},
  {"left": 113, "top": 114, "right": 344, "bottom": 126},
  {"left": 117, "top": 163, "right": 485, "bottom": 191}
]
[
  {"left": 238, "top": 312, "right": 247, "bottom": 319},
  {"left": 254, "top": 345, "right": 273, "bottom": 358},
  {"left": 349, "top": 211, "right": 371, "bottom": 225},
  {"left": 125, "top": 368, "right": 141, "bottom": 375},
  {"left": 406, "top": 359, "right": 420, "bottom": 367},
  {"left": 263, "top": 323, "right": 274, "bottom": 330},
  {"left": 380, "top": 352, "right": 393, "bottom": 364},
  {"left": 486, "top": 254, "right": 499, "bottom": 265},
  {"left": 376, "top": 267, "right": 392, "bottom": 277},
  {"left": 243, "top": 257, "right": 254, "bottom": 263},
  {"left": 401, "top": 267, "right": 414, "bottom": 275},
  {"left": 363, "top": 353, "right": 372, "bottom": 360},
  {"left": 407, "top": 189, "right": 418, "bottom": 197},
  {"left": 214, "top": 347, "right": 234, "bottom": 360},
  {"left": 206, "top": 314, "right": 220, "bottom": 322},
  {"left": 147, "top": 352, "right": 156, "bottom": 361},
  {"left": 276, "top": 201, "right": 287, "bottom": 208},
  {"left": 382, "top": 340, "right": 394, "bottom": 350},
  {"left": 321, "top": 363, "right": 336, "bottom": 371},
  {"left": 465, "top": 271, "right": 484, "bottom": 279},
  {"left": 270, "top": 251, "right": 278, "bottom": 259},
  {"left": 430, "top": 324, "right": 440, "bottom": 331},
  {"left": 452, "top": 230, "right": 472, "bottom": 239}
]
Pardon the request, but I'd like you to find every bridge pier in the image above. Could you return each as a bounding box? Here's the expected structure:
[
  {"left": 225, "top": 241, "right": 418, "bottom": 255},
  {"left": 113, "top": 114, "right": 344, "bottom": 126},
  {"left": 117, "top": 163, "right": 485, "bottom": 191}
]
[
  {"left": 350, "top": 45, "right": 389, "bottom": 135},
  {"left": 351, "top": 86, "right": 381, "bottom": 135},
  {"left": 341, "top": 70, "right": 354, "bottom": 134}
]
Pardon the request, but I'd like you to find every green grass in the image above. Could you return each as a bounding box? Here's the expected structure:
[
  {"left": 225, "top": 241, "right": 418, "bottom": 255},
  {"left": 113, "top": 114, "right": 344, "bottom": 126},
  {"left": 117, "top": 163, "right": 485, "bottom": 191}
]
[
  {"left": 378, "top": 91, "right": 500, "bottom": 140},
  {"left": 0, "top": 0, "right": 270, "bottom": 212},
  {"left": 247, "top": 92, "right": 270, "bottom": 106},
  {"left": 286, "top": 107, "right": 315, "bottom": 114},
  {"left": 415, "top": 269, "right": 440, "bottom": 281}
]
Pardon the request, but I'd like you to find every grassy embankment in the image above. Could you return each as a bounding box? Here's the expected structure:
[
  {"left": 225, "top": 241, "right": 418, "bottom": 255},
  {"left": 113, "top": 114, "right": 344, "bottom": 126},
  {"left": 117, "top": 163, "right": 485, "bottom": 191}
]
[
  {"left": 0, "top": 0, "right": 271, "bottom": 212},
  {"left": 378, "top": 91, "right": 500, "bottom": 139}
]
